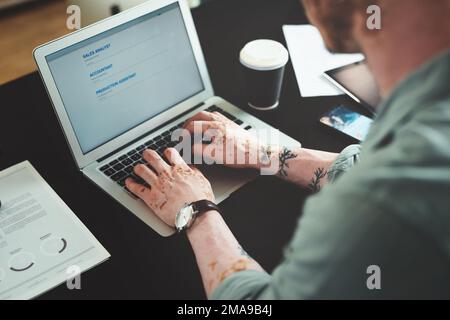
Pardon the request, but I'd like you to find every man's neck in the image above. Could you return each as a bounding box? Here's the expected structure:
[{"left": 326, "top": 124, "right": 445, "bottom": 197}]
[{"left": 356, "top": 2, "right": 450, "bottom": 98}]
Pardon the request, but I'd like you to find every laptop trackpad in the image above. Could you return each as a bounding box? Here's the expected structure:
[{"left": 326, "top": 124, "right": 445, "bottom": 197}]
[{"left": 195, "top": 165, "right": 257, "bottom": 203}]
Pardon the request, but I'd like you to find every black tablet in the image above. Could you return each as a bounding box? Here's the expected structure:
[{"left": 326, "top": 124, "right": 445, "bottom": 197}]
[{"left": 324, "top": 60, "right": 381, "bottom": 114}]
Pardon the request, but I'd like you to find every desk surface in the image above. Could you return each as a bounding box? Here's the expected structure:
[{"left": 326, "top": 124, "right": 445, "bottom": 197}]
[{"left": 0, "top": 0, "right": 364, "bottom": 299}]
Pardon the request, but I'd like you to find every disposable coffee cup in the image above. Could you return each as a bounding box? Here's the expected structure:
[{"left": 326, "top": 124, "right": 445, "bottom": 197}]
[{"left": 240, "top": 39, "right": 289, "bottom": 110}]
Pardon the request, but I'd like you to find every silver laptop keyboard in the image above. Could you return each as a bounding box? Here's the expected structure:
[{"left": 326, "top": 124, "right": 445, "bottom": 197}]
[{"left": 98, "top": 105, "right": 252, "bottom": 193}]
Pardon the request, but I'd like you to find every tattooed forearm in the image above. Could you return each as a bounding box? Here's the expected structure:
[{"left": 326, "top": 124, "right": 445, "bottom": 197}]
[
  {"left": 278, "top": 147, "right": 298, "bottom": 177},
  {"left": 307, "top": 168, "right": 328, "bottom": 193}
]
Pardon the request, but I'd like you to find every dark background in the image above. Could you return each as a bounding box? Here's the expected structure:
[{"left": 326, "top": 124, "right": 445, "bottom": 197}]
[{"left": 0, "top": 0, "right": 367, "bottom": 299}]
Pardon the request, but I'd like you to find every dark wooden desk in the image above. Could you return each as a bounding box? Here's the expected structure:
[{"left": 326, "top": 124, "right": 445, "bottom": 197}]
[{"left": 0, "top": 0, "right": 363, "bottom": 299}]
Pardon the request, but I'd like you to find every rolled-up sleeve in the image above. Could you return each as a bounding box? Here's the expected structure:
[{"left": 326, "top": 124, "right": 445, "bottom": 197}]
[
  {"left": 327, "top": 144, "right": 361, "bottom": 183},
  {"left": 211, "top": 270, "right": 272, "bottom": 300}
]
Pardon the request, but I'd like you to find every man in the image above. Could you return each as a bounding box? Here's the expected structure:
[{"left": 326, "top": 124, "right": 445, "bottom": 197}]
[{"left": 126, "top": 0, "right": 450, "bottom": 299}]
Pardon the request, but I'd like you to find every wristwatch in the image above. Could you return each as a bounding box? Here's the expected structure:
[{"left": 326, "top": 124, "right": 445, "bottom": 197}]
[{"left": 175, "top": 200, "right": 220, "bottom": 233}]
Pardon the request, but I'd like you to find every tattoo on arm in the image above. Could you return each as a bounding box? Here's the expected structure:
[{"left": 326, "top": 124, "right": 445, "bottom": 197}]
[
  {"left": 278, "top": 148, "right": 298, "bottom": 177},
  {"left": 307, "top": 168, "right": 327, "bottom": 193}
]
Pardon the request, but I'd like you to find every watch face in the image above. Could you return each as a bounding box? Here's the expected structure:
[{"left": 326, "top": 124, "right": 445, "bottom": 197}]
[{"left": 176, "top": 205, "right": 194, "bottom": 230}]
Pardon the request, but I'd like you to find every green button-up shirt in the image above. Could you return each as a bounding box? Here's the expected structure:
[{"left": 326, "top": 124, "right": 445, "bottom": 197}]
[{"left": 212, "top": 49, "right": 450, "bottom": 299}]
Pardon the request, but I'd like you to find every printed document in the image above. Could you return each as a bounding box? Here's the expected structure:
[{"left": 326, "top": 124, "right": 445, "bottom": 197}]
[
  {"left": 283, "top": 25, "right": 364, "bottom": 97},
  {"left": 0, "top": 161, "right": 109, "bottom": 299}
]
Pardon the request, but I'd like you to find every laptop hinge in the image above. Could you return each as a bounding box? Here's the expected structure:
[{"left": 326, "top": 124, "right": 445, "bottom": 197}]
[{"left": 96, "top": 102, "right": 205, "bottom": 163}]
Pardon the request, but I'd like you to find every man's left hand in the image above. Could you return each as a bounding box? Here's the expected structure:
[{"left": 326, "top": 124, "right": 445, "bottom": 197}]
[{"left": 125, "top": 148, "right": 215, "bottom": 227}]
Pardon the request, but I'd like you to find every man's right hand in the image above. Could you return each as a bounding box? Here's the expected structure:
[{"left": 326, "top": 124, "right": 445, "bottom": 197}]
[
  {"left": 183, "top": 111, "right": 265, "bottom": 170},
  {"left": 182, "top": 110, "right": 338, "bottom": 191}
]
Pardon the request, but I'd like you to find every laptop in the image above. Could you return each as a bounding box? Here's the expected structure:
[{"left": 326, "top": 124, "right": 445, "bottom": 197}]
[{"left": 33, "top": 0, "right": 300, "bottom": 236}]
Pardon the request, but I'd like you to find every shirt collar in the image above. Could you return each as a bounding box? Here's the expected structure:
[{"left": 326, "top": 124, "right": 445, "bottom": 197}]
[{"left": 364, "top": 48, "right": 450, "bottom": 150}]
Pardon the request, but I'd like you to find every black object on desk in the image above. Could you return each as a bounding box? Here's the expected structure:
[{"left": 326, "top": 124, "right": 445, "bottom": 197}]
[{"left": 0, "top": 0, "right": 364, "bottom": 299}]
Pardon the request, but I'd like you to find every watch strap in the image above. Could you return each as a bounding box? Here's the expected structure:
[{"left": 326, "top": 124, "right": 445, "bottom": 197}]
[{"left": 192, "top": 200, "right": 221, "bottom": 216}]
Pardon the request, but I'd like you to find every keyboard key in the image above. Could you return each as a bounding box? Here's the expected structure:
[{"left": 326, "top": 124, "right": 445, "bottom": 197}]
[
  {"left": 244, "top": 125, "right": 252, "bottom": 130},
  {"left": 111, "top": 171, "right": 127, "bottom": 181},
  {"left": 162, "top": 130, "right": 170, "bottom": 136},
  {"left": 137, "top": 145, "right": 146, "bottom": 151},
  {"left": 104, "top": 168, "right": 115, "bottom": 176},
  {"left": 127, "top": 149, "right": 137, "bottom": 156},
  {"left": 124, "top": 166, "right": 134, "bottom": 173},
  {"left": 131, "top": 154, "right": 141, "bottom": 161},
  {"left": 118, "top": 155, "right": 127, "bottom": 161},
  {"left": 122, "top": 158, "right": 133, "bottom": 166},
  {"left": 218, "top": 110, "right": 236, "bottom": 120},
  {"left": 130, "top": 173, "right": 148, "bottom": 186},
  {"left": 155, "top": 140, "right": 165, "bottom": 147},
  {"left": 167, "top": 141, "right": 177, "bottom": 148},
  {"left": 117, "top": 177, "right": 128, "bottom": 187},
  {"left": 99, "top": 165, "right": 109, "bottom": 171},
  {"left": 207, "top": 105, "right": 221, "bottom": 112},
  {"left": 145, "top": 140, "right": 154, "bottom": 146},
  {"left": 132, "top": 161, "right": 141, "bottom": 167},
  {"left": 156, "top": 147, "right": 165, "bottom": 155},
  {"left": 113, "top": 163, "right": 125, "bottom": 171},
  {"left": 109, "top": 159, "right": 119, "bottom": 166},
  {"left": 234, "top": 119, "right": 243, "bottom": 125}
]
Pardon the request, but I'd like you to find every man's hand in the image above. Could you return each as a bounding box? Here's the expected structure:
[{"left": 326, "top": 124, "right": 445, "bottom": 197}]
[
  {"left": 183, "top": 111, "right": 262, "bottom": 169},
  {"left": 182, "top": 110, "right": 337, "bottom": 190},
  {"left": 125, "top": 148, "right": 214, "bottom": 227}
]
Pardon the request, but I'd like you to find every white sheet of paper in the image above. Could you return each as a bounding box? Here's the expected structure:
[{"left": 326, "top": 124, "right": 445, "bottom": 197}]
[
  {"left": 283, "top": 25, "right": 364, "bottom": 97},
  {"left": 0, "top": 161, "right": 110, "bottom": 300}
]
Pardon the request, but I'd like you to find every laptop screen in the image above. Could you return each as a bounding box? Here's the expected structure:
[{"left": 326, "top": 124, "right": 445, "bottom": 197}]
[{"left": 46, "top": 3, "right": 204, "bottom": 154}]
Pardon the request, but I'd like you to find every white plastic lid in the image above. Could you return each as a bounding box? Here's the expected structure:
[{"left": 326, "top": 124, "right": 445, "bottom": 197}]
[{"left": 240, "top": 39, "right": 289, "bottom": 71}]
